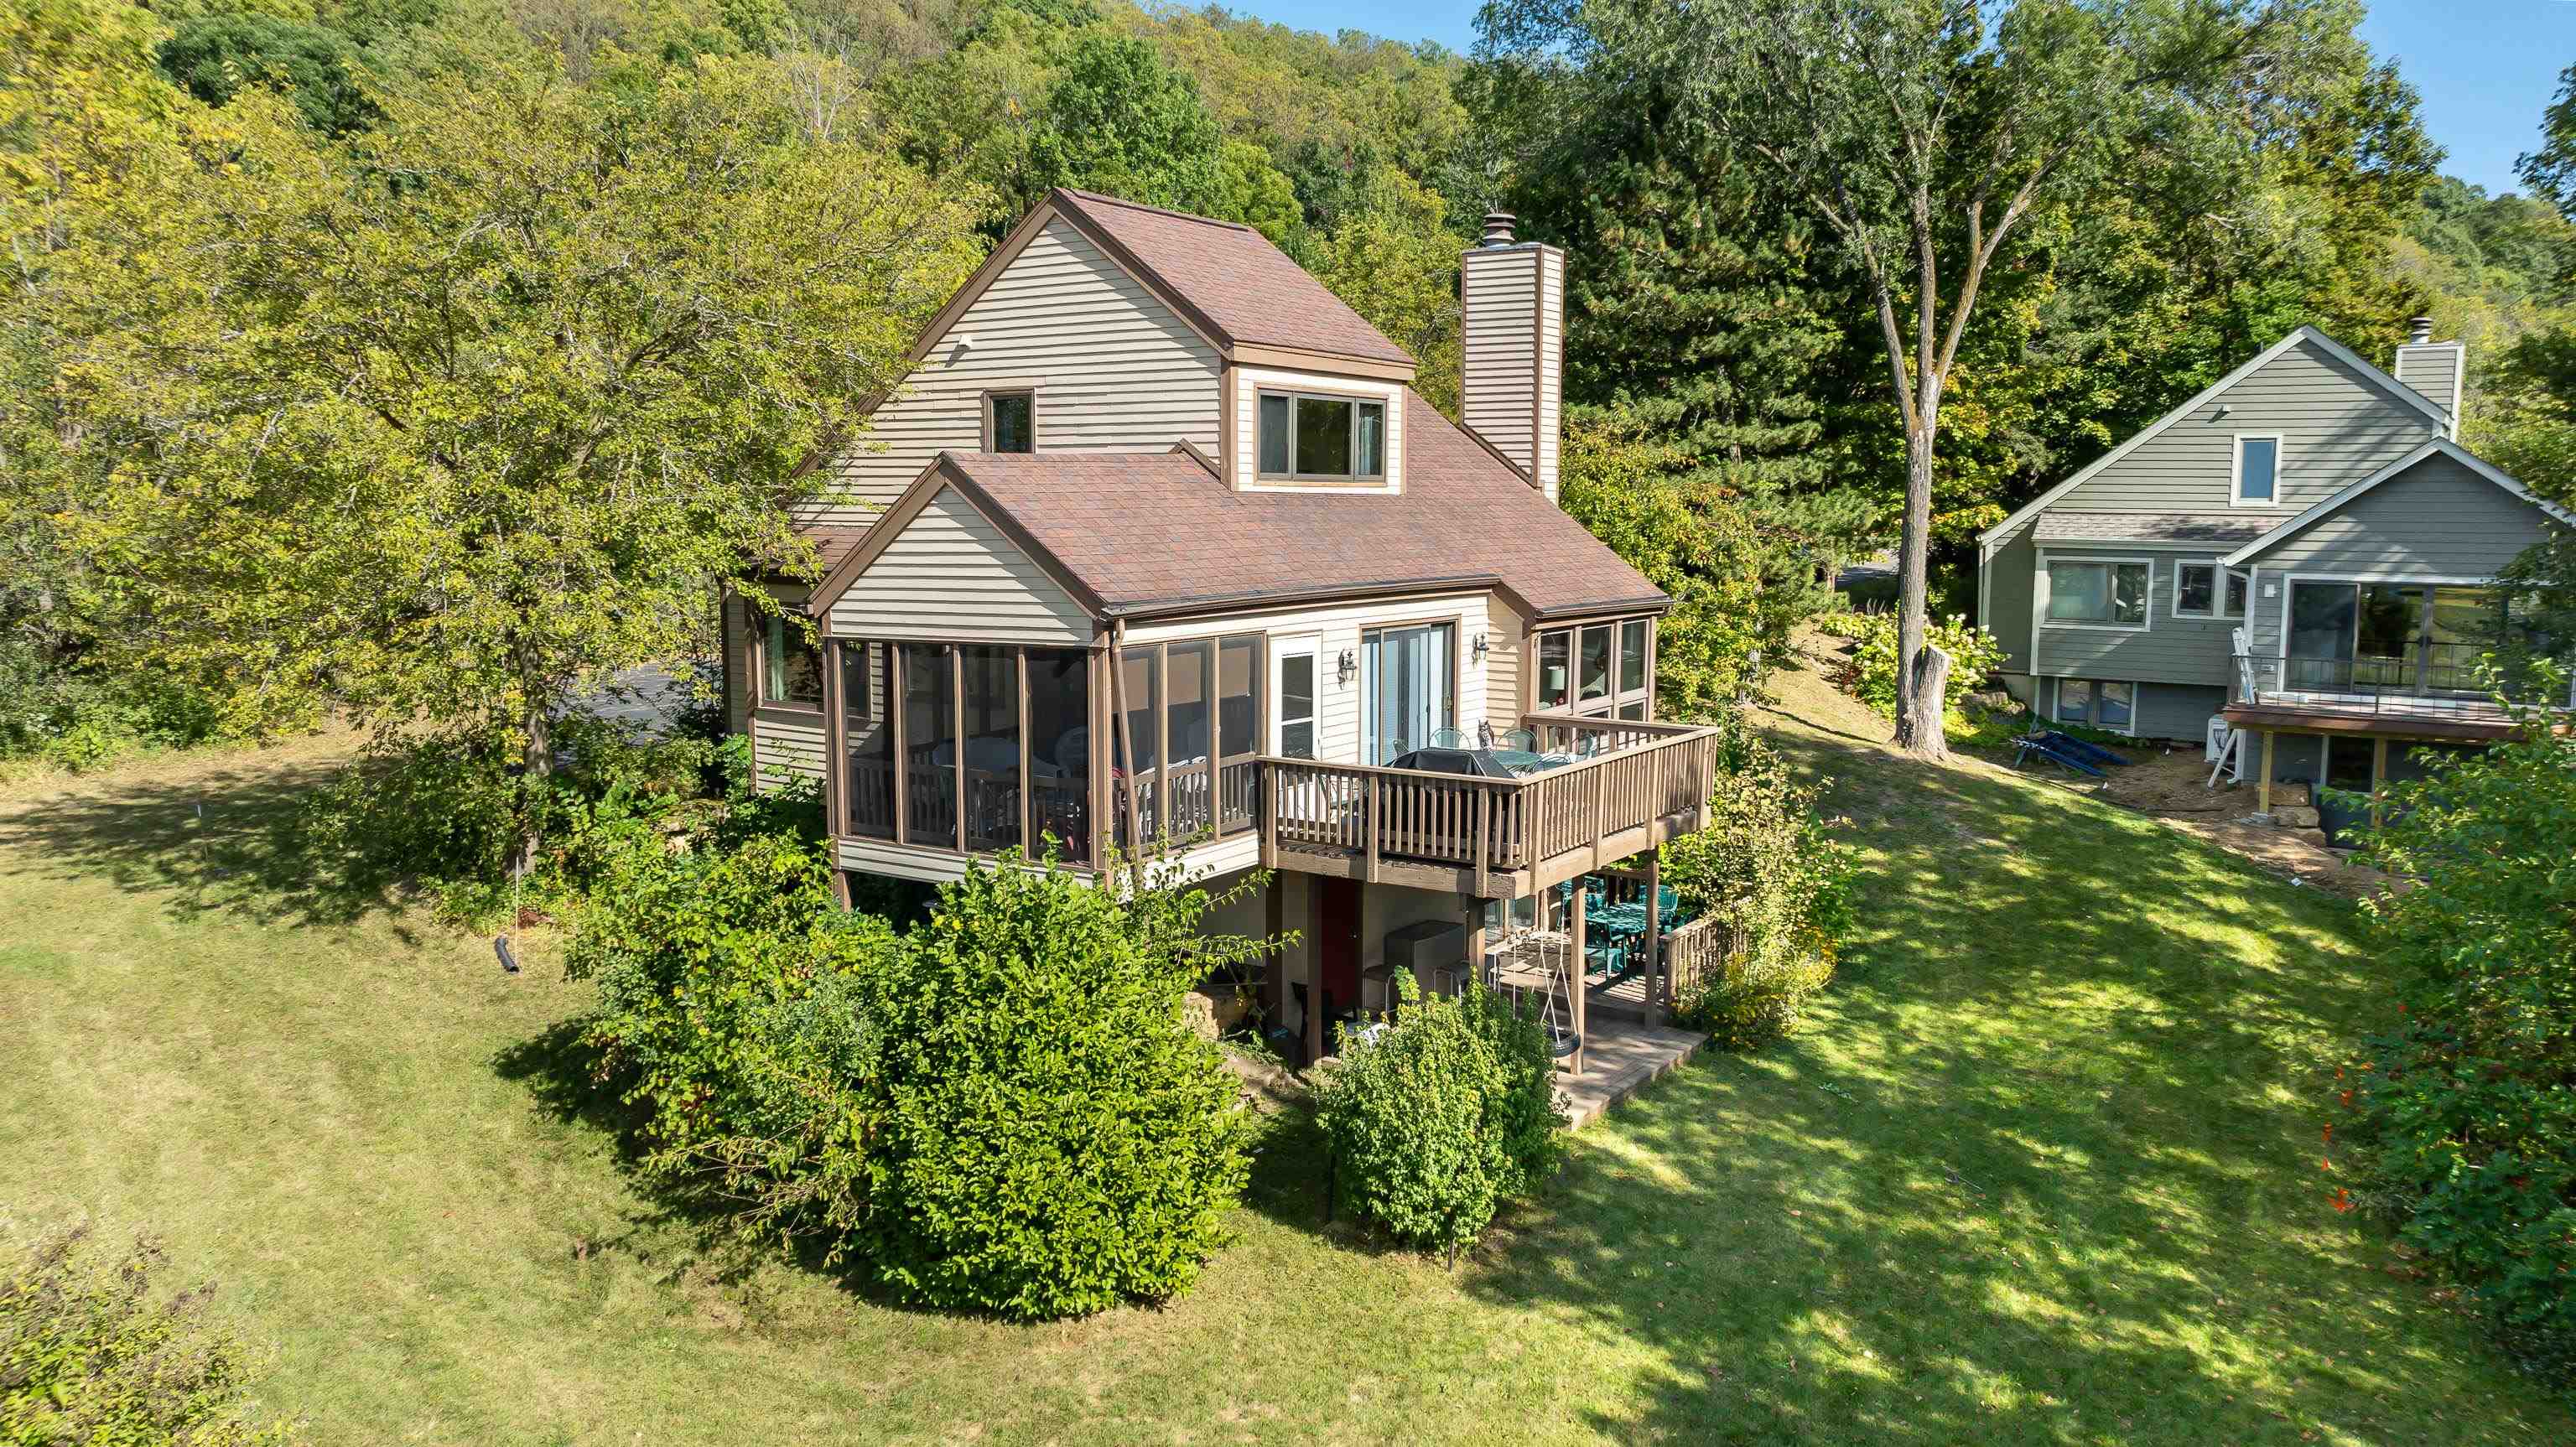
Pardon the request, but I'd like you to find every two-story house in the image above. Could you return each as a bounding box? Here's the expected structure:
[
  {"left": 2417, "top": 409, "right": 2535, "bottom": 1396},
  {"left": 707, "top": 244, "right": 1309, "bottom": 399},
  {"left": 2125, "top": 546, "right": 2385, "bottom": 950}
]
[
  {"left": 1978, "top": 320, "right": 2570, "bottom": 810},
  {"left": 719, "top": 190, "right": 1721, "bottom": 1071}
]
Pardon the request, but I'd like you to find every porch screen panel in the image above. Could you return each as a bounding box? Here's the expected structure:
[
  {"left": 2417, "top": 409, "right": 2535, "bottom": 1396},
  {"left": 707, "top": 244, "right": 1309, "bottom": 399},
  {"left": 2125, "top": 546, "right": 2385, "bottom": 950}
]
[
  {"left": 1026, "top": 647, "right": 1091, "bottom": 864},
  {"left": 1217, "top": 635, "right": 1259, "bottom": 835},
  {"left": 901, "top": 644, "right": 955, "bottom": 845},
  {"left": 960, "top": 646, "right": 1021, "bottom": 853},
  {"left": 841, "top": 641, "right": 895, "bottom": 838},
  {"left": 1117, "top": 648, "right": 1161, "bottom": 848},
  {"left": 1166, "top": 640, "right": 1213, "bottom": 841}
]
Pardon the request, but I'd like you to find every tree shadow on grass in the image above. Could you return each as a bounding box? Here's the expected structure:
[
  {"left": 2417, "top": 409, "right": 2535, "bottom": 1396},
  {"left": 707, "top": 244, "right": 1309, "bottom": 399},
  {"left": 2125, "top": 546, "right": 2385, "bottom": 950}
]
[
  {"left": 0, "top": 752, "right": 422, "bottom": 934},
  {"left": 1431, "top": 723, "right": 2525, "bottom": 1443}
]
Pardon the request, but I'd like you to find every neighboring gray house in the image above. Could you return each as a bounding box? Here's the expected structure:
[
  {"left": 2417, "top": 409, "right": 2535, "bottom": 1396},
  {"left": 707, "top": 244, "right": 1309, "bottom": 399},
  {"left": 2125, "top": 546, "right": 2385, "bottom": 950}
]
[{"left": 1978, "top": 320, "right": 2570, "bottom": 798}]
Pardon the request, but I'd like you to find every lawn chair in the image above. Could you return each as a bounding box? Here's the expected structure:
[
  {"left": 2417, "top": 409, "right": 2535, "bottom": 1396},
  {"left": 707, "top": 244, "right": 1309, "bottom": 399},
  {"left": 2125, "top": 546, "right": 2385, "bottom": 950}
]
[
  {"left": 2012, "top": 733, "right": 2107, "bottom": 778},
  {"left": 2033, "top": 729, "right": 2130, "bottom": 767}
]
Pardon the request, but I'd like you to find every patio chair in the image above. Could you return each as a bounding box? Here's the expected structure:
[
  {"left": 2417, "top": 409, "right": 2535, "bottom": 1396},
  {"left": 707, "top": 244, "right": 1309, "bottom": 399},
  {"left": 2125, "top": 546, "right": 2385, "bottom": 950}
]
[{"left": 1427, "top": 727, "right": 1467, "bottom": 749}]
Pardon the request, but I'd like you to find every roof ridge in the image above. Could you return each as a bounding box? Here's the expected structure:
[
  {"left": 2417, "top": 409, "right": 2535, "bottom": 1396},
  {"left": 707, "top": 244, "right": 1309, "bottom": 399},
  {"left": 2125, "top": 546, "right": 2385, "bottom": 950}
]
[{"left": 1056, "top": 188, "right": 1253, "bottom": 234}]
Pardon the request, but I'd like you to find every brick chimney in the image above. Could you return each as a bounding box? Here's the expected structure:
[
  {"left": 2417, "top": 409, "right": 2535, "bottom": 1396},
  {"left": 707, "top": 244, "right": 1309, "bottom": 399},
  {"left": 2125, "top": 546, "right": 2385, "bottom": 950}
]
[
  {"left": 1460, "top": 212, "right": 1566, "bottom": 504},
  {"left": 2393, "top": 315, "right": 2464, "bottom": 440}
]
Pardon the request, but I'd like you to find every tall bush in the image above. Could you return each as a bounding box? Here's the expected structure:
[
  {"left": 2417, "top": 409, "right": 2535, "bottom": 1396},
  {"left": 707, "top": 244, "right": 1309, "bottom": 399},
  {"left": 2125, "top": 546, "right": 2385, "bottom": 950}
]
[
  {"left": 858, "top": 855, "right": 1260, "bottom": 1319},
  {"left": 0, "top": 1222, "right": 299, "bottom": 1445},
  {"left": 1311, "top": 975, "right": 1566, "bottom": 1262},
  {"left": 2341, "top": 699, "right": 2576, "bottom": 1388},
  {"left": 1658, "top": 718, "right": 1853, "bottom": 1048}
]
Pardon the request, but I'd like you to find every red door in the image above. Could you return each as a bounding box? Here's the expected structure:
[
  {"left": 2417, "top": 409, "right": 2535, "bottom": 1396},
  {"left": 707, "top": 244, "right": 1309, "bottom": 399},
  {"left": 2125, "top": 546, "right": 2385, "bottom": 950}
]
[{"left": 1316, "top": 878, "right": 1362, "bottom": 1014}]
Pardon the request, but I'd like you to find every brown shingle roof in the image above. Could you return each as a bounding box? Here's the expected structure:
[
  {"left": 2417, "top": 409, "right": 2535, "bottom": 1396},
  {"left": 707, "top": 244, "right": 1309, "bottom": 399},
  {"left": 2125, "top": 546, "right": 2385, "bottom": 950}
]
[
  {"left": 1054, "top": 189, "right": 1415, "bottom": 367},
  {"left": 895, "top": 392, "right": 1662, "bottom": 621}
]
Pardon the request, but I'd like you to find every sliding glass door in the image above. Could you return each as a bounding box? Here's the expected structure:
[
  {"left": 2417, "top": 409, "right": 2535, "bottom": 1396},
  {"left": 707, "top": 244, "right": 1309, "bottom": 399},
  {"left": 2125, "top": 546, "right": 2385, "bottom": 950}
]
[
  {"left": 2285, "top": 582, "right": 2501, "bottom": 694},
  {"left": 1363, "top": 623, "right": 1453, "bottom": 765}
]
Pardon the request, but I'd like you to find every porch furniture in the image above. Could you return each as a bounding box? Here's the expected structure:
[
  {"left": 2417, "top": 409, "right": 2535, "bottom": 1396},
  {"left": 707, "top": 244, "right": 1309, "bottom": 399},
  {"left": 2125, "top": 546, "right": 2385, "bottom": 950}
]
[
  {"left": 1387, "top": 745, "right": 1518, "bottom": 780},
  {"left": 1427, "top": 728, "right": 1467, "bottom": 748},
  {"left": 1478, "top": 722, "right": 1539, "bottom": 752},
  {"left": 1485, "top": 929, "right": 1580, "bottom": 1062},
  {"left": 2012, "top": 733, "right": 2108, "bottom": 777},
  {"left": 1489, "top": 748, "right": 1572, "bottom": 776}
]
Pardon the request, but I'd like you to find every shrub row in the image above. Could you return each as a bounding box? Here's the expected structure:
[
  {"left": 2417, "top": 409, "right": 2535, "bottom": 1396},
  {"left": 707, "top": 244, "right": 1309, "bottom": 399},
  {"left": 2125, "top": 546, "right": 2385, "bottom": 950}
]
[{"left": 1819, "top": 609, "right": 2007, "bottom": 718}]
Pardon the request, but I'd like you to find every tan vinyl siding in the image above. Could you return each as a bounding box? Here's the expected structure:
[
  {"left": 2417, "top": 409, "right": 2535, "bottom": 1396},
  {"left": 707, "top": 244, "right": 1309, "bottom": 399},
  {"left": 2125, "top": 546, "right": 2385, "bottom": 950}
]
[
  {"left": 2053, "top": 336, "right": 2438, "bottom": 516},
  {"left": 1461, "top": 247, "right": 1540, "bottom": 478},
  {"left": 2393, "top": 342, "right": 2464, "bottom": 433},
  {"left": 828, "top": 485, "right": 1093, "bottom": 645},
  {"left": 2242, "top": 452, "right": 2555, "bottom": 578},
  {"left": 802, "top": 219, "right": 1222, "bottom": 526},
  {"left": 1484, "top": 594, "right": 1525, "bottom": 723},
  {"left": 751, "top": 710, "right": 826, "bottom": 783},
  {"left": 2034, "top": 550, "right": 2233, "bottom": 687},
  {"left": 1534, "top": 246, "right": 1564, "bottom": 502},
  {"left": 723, "top": 595, "right": 752, "bottom": 739}
]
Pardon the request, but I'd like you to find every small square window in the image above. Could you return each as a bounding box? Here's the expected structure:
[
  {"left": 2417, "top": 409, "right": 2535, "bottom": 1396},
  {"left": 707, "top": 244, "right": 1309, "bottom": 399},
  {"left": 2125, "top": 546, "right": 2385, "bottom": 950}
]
[
  {"left": 2057, "top": 679, "right": 2092, "bottom": 724},
  {"left": 988, "top": 392, "right": 1033, "bottom": 454},
  {"left": 2176, "top": 562, "right": 2250, "bottom": 620},
  {"left": 2234, "top": 435, "right": 2280, "bottom": 505},
  {"left": 761, "top": 614, "right": 824, "bottom": 708}
]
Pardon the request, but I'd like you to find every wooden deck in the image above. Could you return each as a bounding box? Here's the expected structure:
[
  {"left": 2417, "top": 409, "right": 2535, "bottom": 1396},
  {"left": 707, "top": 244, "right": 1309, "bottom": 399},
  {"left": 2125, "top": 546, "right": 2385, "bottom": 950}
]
[
  {"left": 1552, "top": 1013, "right": 1707, "bottom": 1130},
  {"left": 1257, "top": 713, "right": 1722, "bottom": 898}
]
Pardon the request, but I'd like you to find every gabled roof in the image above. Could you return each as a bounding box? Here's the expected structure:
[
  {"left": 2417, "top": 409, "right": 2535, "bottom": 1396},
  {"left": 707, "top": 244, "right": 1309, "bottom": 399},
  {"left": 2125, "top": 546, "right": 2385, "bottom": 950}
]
[
  {"left": 1978, "top": 326, "right": 2450, "bottom": 551},
  {"left": 1052, "top": 190, "right": 1415, "bottom": 369},
  {"left": 896, "top": 189, "right": 1415, "bottom": 382},
  {"left": 810, "top": 392, "right": 1666, "bottom": 623},
  {"left": 2220, "top": 438, "right": 2575, "bottom": 568}
]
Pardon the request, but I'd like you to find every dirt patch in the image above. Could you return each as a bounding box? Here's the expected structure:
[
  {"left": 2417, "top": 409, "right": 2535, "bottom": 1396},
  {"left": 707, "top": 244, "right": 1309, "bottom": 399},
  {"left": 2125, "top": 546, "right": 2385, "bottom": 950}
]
[{"left": 2038, "top": 742, "right": 2396, "bottom": 900}]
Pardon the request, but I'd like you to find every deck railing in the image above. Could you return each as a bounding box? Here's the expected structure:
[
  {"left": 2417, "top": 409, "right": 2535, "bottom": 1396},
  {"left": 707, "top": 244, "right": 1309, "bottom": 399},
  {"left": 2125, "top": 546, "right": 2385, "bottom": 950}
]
[
  {"left": 1660, "top": 911, "right": 1741, "bottom": 1002},
  {"left": 2233, "top": 651, "right": 2561, "bottom": 723},
  {"left": 1260, "top": 713, "right": 1721, "bottom": 887}
]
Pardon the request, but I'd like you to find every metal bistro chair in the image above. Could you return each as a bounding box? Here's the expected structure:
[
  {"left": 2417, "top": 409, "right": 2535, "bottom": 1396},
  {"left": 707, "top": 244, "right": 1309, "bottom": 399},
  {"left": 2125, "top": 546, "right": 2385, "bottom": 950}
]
[{"left": 1427, "top": 727, "right": 1467, "bottom": 749}]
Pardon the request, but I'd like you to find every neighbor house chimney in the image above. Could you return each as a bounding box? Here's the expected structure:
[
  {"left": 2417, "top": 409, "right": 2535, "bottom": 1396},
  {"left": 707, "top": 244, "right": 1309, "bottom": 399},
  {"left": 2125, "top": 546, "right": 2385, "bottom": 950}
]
[
  {"left": 1460, "top": 212, "right": 1566, "bottom": 504},
  {"left": 2393, "top": 316, "right": 2463, "bottom": 440}
]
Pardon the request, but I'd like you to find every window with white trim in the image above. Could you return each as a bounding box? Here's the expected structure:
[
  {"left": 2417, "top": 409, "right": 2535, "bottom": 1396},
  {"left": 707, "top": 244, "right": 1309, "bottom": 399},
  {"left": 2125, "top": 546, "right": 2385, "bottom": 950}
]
[
  {"left": 1257, "top": 392, "right": 1386, "bottom": 481},
  {"left": 2232, "top": 434, "right": 2281, "bottom": 506},
  {"left": 2046, "top": 561, "right": 2148, "bottom": 626},
  {"left": 2174, "top": 561, "right": 2250, "bottom": 620},
  {"left": 2053, "top": 678, "right": 2136, "bottom": 733}
]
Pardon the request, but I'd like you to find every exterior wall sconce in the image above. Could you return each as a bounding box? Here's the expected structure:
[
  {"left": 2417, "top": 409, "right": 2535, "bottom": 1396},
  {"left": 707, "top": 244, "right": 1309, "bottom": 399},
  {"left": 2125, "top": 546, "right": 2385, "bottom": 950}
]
[
  {"left": 1471, "top": 633, "right": 1491, "bottom": 662},
  {"left": 1337, "top": 649, "right": 1357, "bottom": 685}
]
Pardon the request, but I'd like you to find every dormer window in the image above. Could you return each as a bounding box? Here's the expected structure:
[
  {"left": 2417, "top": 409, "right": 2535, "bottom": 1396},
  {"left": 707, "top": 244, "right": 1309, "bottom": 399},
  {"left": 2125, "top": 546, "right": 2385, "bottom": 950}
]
[{"left": 1258, "top": 391, "right": 1386, "bottom": 481}]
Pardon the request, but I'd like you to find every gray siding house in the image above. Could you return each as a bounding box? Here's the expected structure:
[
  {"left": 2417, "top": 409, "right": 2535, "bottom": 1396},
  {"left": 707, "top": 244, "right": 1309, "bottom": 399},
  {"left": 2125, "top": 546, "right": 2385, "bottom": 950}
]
[
  {"left": 1978, "top": 321, "right": 2568, "bottom": 796},
  {"left": 720, "top": 189, "right": 1722, "bottom": 1076}
]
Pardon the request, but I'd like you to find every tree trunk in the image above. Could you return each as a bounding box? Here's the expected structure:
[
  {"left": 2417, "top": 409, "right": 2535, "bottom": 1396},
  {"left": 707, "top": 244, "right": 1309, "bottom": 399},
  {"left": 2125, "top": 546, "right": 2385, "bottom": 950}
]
[
  {"left": 1891, "top": 419, "right": 1950, "bottom": 760},
  {"left": 515, "top": 689, "right": 551, "bottom": 882}
]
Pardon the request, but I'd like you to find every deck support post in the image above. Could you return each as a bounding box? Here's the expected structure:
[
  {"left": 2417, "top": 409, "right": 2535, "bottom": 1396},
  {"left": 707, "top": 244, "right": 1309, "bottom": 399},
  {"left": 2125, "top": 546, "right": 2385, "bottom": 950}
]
[
  {"left": 1568, "top": 883, "right": 1588, "bottom": 1076},
  {"left": 2257, "top": 730, "right": 2276, "bottom": 816},
  {"left": 1644, "top": 853, "right": 1663, "bottom": 1028},
  {"left": 2371, "top": 736, "right": 2391, "bottom": 828},
  {"left": 1264, "top": 874, "right": 1285, "bottom": 1036}
]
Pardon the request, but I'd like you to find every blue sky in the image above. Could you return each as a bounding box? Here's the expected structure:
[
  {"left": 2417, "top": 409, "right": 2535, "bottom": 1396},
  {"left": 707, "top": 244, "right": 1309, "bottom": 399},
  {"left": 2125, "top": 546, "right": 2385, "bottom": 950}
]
[{"left": 1236, "top": 0, "right": 2573, "bottom": 199}]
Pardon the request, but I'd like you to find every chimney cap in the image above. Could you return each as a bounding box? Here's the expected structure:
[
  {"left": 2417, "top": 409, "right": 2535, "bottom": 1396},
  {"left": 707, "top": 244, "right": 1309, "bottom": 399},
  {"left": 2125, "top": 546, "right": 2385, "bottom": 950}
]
[
  {"left": 2408, "top": 315, "right": 2434, "bottom": 345},
  {"left": 1479, "top": 211, "right": 1517, "bottom": 248}
]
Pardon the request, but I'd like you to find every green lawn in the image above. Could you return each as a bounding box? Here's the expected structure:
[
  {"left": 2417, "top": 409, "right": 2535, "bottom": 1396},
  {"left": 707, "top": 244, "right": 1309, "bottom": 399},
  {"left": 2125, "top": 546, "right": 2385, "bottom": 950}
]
[{"left": 1, "top": 708, "right": 2563, "bottom": 1445}]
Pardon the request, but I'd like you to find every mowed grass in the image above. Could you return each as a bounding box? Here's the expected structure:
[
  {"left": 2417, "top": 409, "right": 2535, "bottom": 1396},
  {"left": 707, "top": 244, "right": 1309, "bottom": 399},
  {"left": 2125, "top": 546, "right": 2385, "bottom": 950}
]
[{"left": 0, "top": 703, "right": 2565, "bottom": 1446}]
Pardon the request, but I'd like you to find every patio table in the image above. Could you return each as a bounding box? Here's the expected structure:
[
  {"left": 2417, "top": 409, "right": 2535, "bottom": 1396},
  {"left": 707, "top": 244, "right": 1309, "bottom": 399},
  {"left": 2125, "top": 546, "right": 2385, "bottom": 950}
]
[{"left": 1491, "top": 749, "right": 1573, "bottom": 775}]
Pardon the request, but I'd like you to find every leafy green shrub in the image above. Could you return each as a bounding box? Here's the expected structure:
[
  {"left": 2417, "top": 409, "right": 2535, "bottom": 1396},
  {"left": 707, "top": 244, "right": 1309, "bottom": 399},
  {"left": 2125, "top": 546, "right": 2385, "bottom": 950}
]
[
  {"left": 2340, "top": 699, "right": 2576, "bottom": 1390},
  {"left": 1659, "top": 718, "right": 1853, "bottom": 1049},
  {"left": 0, "top": 1222, "right": 299, "bottom": 1445},
  {"left": 300, "top": 714, "right": 746, "bottom": 925},
  {"left": 0, "top": 639, "right": 237, "bottom": 772},
  {"left": 1839, "top": 610, "right": 2007, "bottom": 718},
  {"left": 1311, "top": 976, "right": 1566, "bottom": 1261},
  {"left": 859, "top": 856, "right": 1257, "bottom": 1319},
  {"left": 570, "top": 828, "right": 895, "bottom": 1242}
]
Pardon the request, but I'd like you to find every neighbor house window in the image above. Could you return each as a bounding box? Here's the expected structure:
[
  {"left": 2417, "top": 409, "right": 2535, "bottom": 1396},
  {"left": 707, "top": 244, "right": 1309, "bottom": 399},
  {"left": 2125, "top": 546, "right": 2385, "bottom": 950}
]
[
  {"left": 759, "top": 613, "right": 824, "bottom": 708},
  {"left": 1257, "top": 391, "right": 1386, "bottom": 480},
  {"left": 2046, "top": 561, "right": 2149, "bottom": 627},
  {"left": 2053, "top": 678, "right": 2137, "bottom": 733},
  {"left": 2174, "top": 562, "right": 2251, "bottom": 620},
  {"left": 985, "top": 391, "right": 1034, "bottom": 454},
  {"left": 2232, "top": 434, "right": 2281, "bottom": 506}
]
